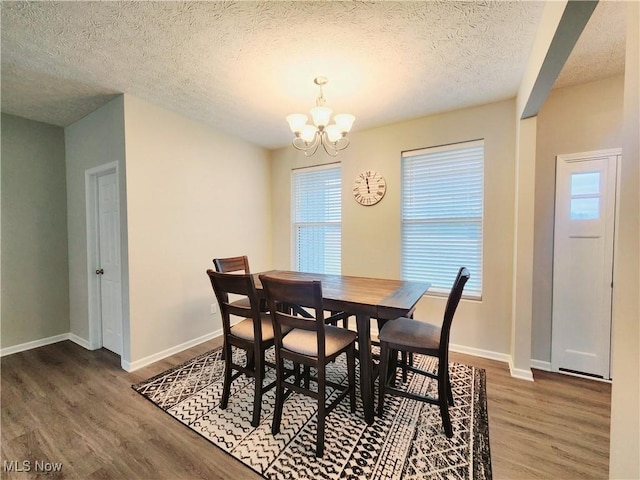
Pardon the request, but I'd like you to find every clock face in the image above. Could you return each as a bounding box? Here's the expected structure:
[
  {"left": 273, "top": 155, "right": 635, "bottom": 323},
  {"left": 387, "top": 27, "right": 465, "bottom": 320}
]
[{"left": 352, "top": 170, "right": 386, "bottom": 206}]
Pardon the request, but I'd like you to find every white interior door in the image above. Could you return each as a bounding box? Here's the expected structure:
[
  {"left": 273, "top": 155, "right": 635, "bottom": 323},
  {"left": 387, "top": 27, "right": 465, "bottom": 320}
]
[
  {"left": 551, "top": 150, "right": 619, "bottom": 379},
  {"left": 97, "top": 172, "right": 123, "bottom": 355}
]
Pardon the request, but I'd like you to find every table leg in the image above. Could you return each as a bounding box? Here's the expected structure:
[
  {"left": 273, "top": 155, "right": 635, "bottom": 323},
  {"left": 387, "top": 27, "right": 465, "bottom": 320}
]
[{"left": 356, "top": 313, "right": 375, "bottom": 424}]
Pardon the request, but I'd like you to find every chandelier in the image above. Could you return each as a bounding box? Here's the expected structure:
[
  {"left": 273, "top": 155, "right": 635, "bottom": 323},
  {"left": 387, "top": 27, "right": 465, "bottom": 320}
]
[{"left": 286, "top": 77, "right": 355, "bottom": 157}]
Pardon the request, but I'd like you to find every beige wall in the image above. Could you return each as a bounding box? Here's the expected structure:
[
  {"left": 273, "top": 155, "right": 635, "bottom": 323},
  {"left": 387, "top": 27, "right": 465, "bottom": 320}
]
[
  {"left": 532, "top": 75, "right": 625, "bottom": 363},
  {"left": 610, "top": 1, "right": 640, "bottom": 476},
  {"left": 1, "top": 114, "right": 69, "bottom": 348},
  {"left": 510, "top": 115, "right": 537, "bottom": 378},
  {"left": 271, "top": 99, "right": 516, "bottom": 356},
  {"left": 65, "top": 96, "right": 127, "bottom": 345},
  {"left": 122, "top": 95, "right": 272, "bottom": 364}
]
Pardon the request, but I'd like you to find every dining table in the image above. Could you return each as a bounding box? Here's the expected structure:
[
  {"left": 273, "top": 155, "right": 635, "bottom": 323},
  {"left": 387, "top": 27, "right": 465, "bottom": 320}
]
[{"left": 254, "top": 270, "right": 431, "bottom": 425}]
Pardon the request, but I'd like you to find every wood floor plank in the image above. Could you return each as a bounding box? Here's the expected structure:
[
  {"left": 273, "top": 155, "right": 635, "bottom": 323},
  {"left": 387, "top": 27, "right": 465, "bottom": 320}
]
[{"left": 1, "top": 340, "right": 610, "bottom": 479}]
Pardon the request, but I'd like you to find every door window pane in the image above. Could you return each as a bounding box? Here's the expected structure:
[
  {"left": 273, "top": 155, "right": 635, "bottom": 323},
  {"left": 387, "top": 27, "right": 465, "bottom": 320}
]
[
  {"left": 571, "top": 172, "right": 600, "bottom": 196},
  {"left": 571, "top": 198, "right": 600, "bottom": 220}
]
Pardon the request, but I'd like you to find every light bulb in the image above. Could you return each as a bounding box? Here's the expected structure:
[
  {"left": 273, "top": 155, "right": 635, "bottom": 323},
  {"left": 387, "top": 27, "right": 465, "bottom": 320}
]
[
  {"left": 334, "top": 113, "right": 355, "bottom": 133},
  {"left": 310, "top": 106, "right": 332, "bottom": 127},
  {"left": 301, "top": 124, "right": 317, "bottom": 143},
  {"left": 325, "top": 124, "right": 342, "bottom": 143},
  {"left": 286, "top": 114, "right": 308, "bottom": 134}
]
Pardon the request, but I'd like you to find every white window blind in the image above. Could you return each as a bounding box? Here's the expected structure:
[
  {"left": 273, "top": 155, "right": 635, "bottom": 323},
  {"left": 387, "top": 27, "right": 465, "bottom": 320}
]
[
  {"left": 401, "top": 140, "right": 484, "bottom": 297},
  {"left": 292, "top": 164, "right": 341, "bottom": 274}
]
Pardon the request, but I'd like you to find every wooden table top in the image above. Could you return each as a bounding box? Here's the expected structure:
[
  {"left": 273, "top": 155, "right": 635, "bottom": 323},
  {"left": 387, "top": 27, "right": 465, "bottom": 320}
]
[{"left": 255, "top": 270, "right": 431, "bottom": 320}]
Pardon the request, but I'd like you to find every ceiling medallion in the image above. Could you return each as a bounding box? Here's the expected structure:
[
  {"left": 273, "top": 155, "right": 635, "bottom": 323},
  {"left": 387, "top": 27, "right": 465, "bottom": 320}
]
[{"left": 286, "top": 77, "right": 355, "bottom": 157}]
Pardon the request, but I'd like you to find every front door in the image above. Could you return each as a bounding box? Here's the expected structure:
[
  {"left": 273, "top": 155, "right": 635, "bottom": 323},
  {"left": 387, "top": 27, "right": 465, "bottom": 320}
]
[{"left": 551, "top": 149, "right": 619, "bottom": 379}]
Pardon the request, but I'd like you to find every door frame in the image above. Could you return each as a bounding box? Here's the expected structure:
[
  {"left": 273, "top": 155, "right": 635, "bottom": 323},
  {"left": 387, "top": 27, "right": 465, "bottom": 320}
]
[
  {"left": 85, "top": 161, "right": 123, "bottom": 352},
  {"left": 551, "top": 148, "right": 621, "bottom": 379}
]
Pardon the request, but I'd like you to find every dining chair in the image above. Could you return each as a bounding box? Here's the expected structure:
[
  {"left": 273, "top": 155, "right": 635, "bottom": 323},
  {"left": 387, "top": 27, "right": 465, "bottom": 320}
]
[
  {"left": 376, "top": 267, "right": 470, "bottom": 438},
  {"left": 374, "top": 312, "right": 414, "bottom": 383},
  {"left": 260, "top": 274, "right": 357, "bottom": 457},
  {"left": 213, "top": 255, "right": 268, "bottom": 312},
  {"left": 206, "top": 269, "right": 287, "bottom": 427}
]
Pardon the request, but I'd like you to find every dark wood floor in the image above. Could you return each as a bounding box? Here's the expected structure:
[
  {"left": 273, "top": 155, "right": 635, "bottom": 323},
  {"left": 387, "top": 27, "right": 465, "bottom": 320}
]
[{"left": 1, "top": 339, "right": 611, "bottom": 479}]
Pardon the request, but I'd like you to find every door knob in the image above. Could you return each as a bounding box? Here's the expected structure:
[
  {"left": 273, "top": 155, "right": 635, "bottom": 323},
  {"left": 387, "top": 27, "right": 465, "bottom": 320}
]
[{"left": 96, "top": 268, "right": 104, "bottom": 275}]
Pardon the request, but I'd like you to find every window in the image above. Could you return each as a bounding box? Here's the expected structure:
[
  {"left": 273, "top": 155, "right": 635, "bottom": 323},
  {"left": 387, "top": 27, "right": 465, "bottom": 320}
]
[
  {"left": 570, "top": 172, "right": 600, "bottom": 220},
  {"left": 292, "top": 164, "right": 341, "bottom": 274},
  {"left": 401, "top": 140, "right": 484, "bottom": 298}
]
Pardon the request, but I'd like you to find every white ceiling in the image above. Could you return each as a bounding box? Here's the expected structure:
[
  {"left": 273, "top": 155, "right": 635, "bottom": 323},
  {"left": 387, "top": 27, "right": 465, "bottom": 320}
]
[{"left": 0, "top": 1, "right": 626, "bottom": 150}]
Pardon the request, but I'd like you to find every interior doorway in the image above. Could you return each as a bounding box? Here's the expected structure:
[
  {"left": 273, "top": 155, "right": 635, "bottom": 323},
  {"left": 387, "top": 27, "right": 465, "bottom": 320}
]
[
  {"left": 86, "top": 162, "right": 123, "bottom": 355},
  {"left": 551, "top": 149, "right": 620, "bottom": 379}
]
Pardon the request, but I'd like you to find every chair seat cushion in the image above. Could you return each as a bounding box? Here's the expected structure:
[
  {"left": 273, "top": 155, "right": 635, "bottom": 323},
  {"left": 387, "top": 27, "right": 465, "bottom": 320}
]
[
  {"left": 378, "top": 317, "right": 441, "bottom": 351},
  {"left": 282, "top": 325, "right": 357, "bottom": 357},
  {"left": 230, "top": 313, "right": 285, "bottom": 342}
]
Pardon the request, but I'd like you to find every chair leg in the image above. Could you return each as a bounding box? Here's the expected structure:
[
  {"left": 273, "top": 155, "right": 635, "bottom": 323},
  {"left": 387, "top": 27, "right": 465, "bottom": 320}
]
[
  {"left": 220, "top": 343, "right": 233, "bottom": 409},
  {"left": 294, "top": 362, "right": 302, "bottom": 386},
  {"left": 304, "top": 365, "right": 311, "bottom": 389},
  {"left": 271, "top": 357, "right": 285, "bottom": 436},
  {"left": 438, "top": 360, "right": 453, "bottom": 437},
  {"left": 377, "top": 342, "right": 389, "bottom": 417},
  {"left": 347, "top": 347, "right": 356, "bottom": 413},
  {"left": 389, "top": 348, "right": 398, "bottom": 387},
  {"left": 446, "top": 368, "right": 455, "bottom": 407},
  {"left": 246, "top": 348, "right": 255, "bottom": 371},
  {"left": 251, "top": 349, "right": 263, "bottom": 427},
  {"left": 401, "top": 351, "right": 408, "bottom": 382},
  {"left": 316, "top": 367, "right": 326, "bottom": 457}
]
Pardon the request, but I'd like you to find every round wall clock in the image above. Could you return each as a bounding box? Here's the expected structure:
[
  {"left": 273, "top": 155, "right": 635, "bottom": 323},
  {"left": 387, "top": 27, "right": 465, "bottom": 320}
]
[{"left": 352, "top": 170, "right": 386, "bottom": 206}]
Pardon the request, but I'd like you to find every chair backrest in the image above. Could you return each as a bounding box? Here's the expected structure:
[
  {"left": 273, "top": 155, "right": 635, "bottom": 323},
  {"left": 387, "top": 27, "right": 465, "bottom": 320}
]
[
  {"left": 259, "top": 274, "right": 328, "bottom": 360},
  {"left": 439, "top": 267, "right": 470, "bottom": 352},
  {"left": 206, "top": 269, "right": 263, "bottom": 340},
  {"left": 213, "top": 255, "right": 251, "bottom": 274}
]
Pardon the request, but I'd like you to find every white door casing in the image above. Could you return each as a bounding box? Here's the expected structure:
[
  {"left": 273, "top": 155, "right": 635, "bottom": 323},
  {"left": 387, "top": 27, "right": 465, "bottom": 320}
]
[
  {"left": 551, "top": 149, "right": 619, "bottom": 379},
  {"left": 85, "top": 162, "right": 123, "bottom": 355}
]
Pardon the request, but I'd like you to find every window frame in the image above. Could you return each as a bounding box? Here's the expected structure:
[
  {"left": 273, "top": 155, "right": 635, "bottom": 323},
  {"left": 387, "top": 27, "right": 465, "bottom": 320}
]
[{"left": 401, "top": 139, "right": 484, "bottom": 299}]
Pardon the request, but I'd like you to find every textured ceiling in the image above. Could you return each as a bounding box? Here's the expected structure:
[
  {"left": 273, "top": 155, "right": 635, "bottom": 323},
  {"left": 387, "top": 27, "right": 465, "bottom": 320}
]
[
  {"left": 554, "top": 0, "right": 626, "bottom": 89},
  {"left": 0, "top": 1, "right": 626, "bottom": 150}
]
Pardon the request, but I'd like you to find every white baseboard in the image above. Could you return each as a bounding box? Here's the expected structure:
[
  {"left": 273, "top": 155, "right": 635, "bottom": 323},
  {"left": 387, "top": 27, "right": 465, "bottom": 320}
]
[
  {"left": 121, "top": 328, "right": 223, "bottom": 372},
  {"left": 509, "top": 359, "right": 535, "bottom": 381},
  {"left": 449, "top": 343, "right": 511, "bottom": 364},
  {"left": 531, "top": 359, "right": 552, "bottom": 371},
  {"left": 0, "top": 329, "right": 544, "bottom": 383},
  {"left": 450, "top": 343, "right": 534, "bottom": 381},
  {"left": 0, "top": 333, "right": 70, "bottom": 357},
  {"left": 68, "top": 333, "right": 96, "bottom": 350}
]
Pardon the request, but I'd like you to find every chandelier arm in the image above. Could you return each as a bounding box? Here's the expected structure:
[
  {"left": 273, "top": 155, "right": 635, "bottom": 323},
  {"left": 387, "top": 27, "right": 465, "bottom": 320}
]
[
  {"left": 321, "top": 142, "right": 339, "bottom": 157},
  {"left": 319, "top": 132, "right": 340, "bottom": 157},
  {"left": 292, "top": 131, "right": 321, "bottom": 156},
  {"left": 334, "top": 135, "right": 350, "bottom": 152},
  {"left": 304, "top": 141, "right": 321, "bottom": 157}
]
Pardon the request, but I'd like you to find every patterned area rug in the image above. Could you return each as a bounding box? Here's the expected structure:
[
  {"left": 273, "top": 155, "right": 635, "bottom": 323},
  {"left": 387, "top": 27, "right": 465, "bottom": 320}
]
[{"left": 133, "top": 347, "right": 491, "bottom": 480}]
